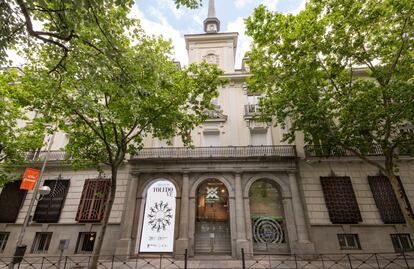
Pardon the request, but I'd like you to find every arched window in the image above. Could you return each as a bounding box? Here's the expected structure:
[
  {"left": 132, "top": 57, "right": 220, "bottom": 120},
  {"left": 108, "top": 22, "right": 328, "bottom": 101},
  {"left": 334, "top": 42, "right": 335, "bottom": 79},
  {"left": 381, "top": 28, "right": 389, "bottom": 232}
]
[{"left": 249, "top": 179, "right": 286, "bottom": 252}]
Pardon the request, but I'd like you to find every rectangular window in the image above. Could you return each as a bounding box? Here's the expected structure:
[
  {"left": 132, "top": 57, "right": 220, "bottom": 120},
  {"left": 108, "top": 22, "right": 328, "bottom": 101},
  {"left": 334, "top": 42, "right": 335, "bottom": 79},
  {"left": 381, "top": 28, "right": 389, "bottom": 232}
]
[
  {"left": 391, "top": 234, "right": 414, "bottom": 252},
  {"left": 76, "top": 179, "right": 110, "bottom": 222},
  {"left": 320, "top": 177, "right": 362, "bottom": 224},
  {"left": 203, "top": 132, "right": 220, "bottom": 147},
  {"left": 368, "top": 176, "right": 406, "bottom": 224},
  {"left": 0, "top": 232, "right": 10, "bottom": 253},
  {"left": 33, "top": 179, "right": 70, "bottom": 223},
  {"left": 0, "top": 181, "right": 27, "bottom": 223},
  {"left": 250, "top": 131, "right": 268, "bottom": 146},
  {"left": 337, "top": 234, "right": 361, "bottom": 250},
  {"left": 31, "top": 232, "right": 52, "bottom": 254},
  {"left": 75, "top": 232, "right": 96, "bottom": 253}
]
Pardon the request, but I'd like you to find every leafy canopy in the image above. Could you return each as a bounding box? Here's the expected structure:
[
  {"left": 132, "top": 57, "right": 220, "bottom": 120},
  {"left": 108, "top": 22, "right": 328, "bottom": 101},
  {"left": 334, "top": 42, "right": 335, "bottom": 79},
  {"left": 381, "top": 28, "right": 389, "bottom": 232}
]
[
  {"left": 0, "top": 69, "right": 45, "bottom": 185},
  {"left": 246, "top": 0, "right": 414, "bottom": 161}
]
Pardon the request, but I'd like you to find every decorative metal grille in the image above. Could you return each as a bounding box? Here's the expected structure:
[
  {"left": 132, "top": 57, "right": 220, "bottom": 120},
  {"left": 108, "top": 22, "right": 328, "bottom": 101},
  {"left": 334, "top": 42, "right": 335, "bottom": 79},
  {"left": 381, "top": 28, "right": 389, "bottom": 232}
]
[
  {"left": 76, "top": 232, "right": 96, "bottom": 253},
  {"left": 31, "top": 232, "right": 52, "bottom": 254},
  {"left": 0, "top": 232, "right": 9, "bottom": 253},
  {"left": 252, "top": 217, "right": 285, "bottom": 243},
  {"left": 368, "top": 176, "right": 405, "bottom": 224},
  {"left": 321, "top": 177, "right": 362, "bottom": 224},
  {"left": 76, "top": 179, "right": 110, "bottom": 222},
  {"left": 33, "top": 179, "right": 70, "bottom": 223},
  {"left": 0, "top": 180, "right": 27, "bottom": 223}
]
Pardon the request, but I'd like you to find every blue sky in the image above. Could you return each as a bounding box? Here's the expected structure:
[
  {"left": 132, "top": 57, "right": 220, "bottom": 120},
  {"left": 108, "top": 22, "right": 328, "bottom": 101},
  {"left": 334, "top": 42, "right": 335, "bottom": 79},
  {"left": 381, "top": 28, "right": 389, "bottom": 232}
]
[{"left": 132, "top": 0, "right": 307, "bottom": 68}]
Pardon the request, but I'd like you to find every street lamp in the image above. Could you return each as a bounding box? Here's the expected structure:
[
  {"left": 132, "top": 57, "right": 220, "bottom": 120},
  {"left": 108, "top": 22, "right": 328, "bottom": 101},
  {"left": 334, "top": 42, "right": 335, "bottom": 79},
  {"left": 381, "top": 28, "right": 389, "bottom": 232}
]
[{"left": 9, "top": 133, "right": 54, "bottom": 269}]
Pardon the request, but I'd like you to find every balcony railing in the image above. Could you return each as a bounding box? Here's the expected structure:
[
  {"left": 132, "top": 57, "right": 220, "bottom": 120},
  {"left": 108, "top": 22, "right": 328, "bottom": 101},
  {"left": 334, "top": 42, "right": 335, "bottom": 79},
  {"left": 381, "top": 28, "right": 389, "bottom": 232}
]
[
  {"left": 131, "top": 145, "right": 296, "bottom": 161},
  {"left": 304, "top": 145, "right": 384, "bottom": 158},
  {"left": 26, "top": 150, "right": 69, "bottom": 162}
]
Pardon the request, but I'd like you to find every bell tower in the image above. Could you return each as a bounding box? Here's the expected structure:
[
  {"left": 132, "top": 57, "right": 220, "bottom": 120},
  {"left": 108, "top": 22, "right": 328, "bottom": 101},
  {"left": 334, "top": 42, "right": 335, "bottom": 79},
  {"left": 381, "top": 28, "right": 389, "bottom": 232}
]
[{"left": 203, "top": 0, "right": 220, "bottom": 33}]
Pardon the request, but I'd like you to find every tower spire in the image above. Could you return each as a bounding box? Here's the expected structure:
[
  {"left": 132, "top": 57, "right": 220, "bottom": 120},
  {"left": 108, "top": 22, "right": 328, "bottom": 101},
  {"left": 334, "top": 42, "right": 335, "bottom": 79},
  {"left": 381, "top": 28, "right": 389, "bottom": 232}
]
[{"left": 204, "top": 0, "right": 220, "bottom": 33}]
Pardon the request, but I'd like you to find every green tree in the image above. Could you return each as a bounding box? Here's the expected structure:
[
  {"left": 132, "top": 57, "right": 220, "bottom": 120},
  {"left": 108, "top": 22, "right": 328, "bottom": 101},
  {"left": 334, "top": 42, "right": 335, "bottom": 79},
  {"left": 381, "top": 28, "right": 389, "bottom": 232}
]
[
  {"left": 0, "top": 68, "right": 44, "bottom": 185},
  {"left": 0, "top": 0, "right": 201, "bottom": 66},
  {"left": 246, "top": 0, "right": 414, "bottom": 231},
  {"left": 23, "top": 4, "right": 224, "bottom": 268}
]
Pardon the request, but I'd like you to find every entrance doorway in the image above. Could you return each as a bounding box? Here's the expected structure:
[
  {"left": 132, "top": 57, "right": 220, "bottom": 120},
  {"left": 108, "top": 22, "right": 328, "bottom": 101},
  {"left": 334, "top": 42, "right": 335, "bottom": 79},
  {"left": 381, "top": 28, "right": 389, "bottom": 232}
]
[
  {"left": 249, "top": 179, "right": 288, "bottom": 253},
  {"left": 195, "top": 179, "right": 231, "bottom": 254}
]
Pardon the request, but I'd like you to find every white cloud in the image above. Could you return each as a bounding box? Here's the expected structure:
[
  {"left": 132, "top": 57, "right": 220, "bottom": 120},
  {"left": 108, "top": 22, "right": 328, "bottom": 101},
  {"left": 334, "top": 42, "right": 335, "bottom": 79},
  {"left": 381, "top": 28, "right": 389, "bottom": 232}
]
[
  {"left": 226, "top": 17, "right": 252, "bottom": 69},
  {"left": 261, "top": 0, "right": 279, "bottom": 11},
  {"left": 129, "top": 5, "right": 188, "bottom": 65},
  {"left": 234, "top": 0, "right": 253, "bottom": 9},
  {"left": 291, "top": 0, "right": 308, "bottom": 14}
]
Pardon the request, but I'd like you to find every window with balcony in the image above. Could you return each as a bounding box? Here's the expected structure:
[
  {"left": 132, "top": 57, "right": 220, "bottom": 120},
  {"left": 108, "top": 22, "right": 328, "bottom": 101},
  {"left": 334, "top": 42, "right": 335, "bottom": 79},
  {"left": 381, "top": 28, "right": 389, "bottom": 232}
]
[
  {"left": 321, "top": 176, "right": 362, "bottom": 224},
  {"left": 250, "top": 130, "right": 268, "bottom": 146},
  {"left": 391, "top": 234, "right": 414, "bottom": 252},
  {"left": 31, "top": 232, "right": 52, "bottom": 254},
  {"left": 0, "top": 180, "right": 27, "bottom": 223},
  {"left": 76, "top": 232, "right": 96, "bottom": 253},
  {"left": 337, "top": 234, "right": 361, "bottom": 250},
  {"left": 76, "top": 179, "right": 110, "bottom": 222},
  {"left": 33, "top": 179, "right": 70, "bottom": 223},
  {"left": 203, "top": 131, "right": 220, "bottom": 147}
]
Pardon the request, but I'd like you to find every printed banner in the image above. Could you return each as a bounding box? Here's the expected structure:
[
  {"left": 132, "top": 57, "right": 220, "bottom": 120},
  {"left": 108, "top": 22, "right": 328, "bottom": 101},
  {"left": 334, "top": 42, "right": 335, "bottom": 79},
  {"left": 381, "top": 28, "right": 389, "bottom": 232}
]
[
  {"left": 20, "top": 168, "right": 41, "bottom": 190},
  {"left": 139, "top": 180, "right": 176, "bottom": 252}
]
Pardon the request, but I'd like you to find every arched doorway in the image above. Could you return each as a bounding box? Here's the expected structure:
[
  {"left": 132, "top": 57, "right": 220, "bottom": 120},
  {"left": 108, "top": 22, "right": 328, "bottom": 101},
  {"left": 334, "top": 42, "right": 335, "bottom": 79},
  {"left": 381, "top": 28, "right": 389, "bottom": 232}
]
[
  {"left": 138, "top": 179, "right": 177, "bottom": 253},
  {"left": 195, "top": 179, "right": 231, "bottom": 254},
  {"left": 249, "top": 179, "right": 288, "bottom": 253}
]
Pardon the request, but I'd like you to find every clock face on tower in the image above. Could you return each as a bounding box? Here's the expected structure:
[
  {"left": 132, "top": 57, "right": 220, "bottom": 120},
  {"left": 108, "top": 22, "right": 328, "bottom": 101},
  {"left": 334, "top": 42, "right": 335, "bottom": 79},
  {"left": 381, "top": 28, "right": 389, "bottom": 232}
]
[{"left": 207, "top": 23, "right": 217, "bottom": 33}]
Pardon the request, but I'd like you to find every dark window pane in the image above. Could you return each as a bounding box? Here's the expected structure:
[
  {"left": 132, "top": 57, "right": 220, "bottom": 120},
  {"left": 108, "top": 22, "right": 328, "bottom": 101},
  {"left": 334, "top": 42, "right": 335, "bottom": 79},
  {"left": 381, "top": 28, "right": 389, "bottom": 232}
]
[
  {"left": 31, "top": 232, "right": 52, "bottom": 254},
  {"left": 76, "top": 232, "right": 96, "bottom": 253},
  {"left": 369, "top": 176, "right": 405, "bottom": 223},
  {"left": 0, "top": 181, "right": 27, "bottom": 223},
  {"left": 321, "top": 177, "right": 362, "bottom": 224},
  {"left": 33, "top": 179, "right": 70, "bottom": 223},
  {"left": 0, "top": 232, "right": 10, "bottom": 253}
]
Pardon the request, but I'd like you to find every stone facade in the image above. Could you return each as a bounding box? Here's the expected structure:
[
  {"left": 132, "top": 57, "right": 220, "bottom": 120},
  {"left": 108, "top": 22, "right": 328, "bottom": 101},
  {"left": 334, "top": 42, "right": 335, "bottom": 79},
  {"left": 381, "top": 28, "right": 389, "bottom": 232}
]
[{"left": 1, "top": 0, "right": 414, "bottom": 260}]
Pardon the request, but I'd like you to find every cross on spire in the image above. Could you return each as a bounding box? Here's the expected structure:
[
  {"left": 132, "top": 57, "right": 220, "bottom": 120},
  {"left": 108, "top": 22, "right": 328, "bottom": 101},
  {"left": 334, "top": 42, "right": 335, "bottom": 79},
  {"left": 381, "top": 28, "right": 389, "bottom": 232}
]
[{"left": 203, "top": 0, "right": 220, "bottom": 33}]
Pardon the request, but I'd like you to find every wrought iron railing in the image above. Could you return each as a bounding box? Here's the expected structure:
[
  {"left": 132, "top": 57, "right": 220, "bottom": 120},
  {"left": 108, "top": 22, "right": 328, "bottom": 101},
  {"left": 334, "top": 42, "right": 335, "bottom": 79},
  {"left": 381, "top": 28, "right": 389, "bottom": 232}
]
[
  {"left": 241, "top": 250, "right": 414, "bottom": 269},
  {"left": 25, "top": 150, "right": 69, "bottom": 162},
  {"left": 304, "top": 145, "right": 384, "bottom": 158},
  {"left": 131, "top": 145, "right": 297, "bottom": 161},
  {"left": 2, "top": 251, "right": 414, "bottom": 269},
  {"left": 1, "top": 252, "right": 188, "bottom": 269}
]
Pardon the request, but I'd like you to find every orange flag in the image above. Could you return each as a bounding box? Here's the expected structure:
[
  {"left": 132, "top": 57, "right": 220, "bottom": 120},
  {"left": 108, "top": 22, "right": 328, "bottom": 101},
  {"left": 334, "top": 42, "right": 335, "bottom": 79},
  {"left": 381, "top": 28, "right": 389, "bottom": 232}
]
[{"left": 20, "top": 168, "right": 41, "bottom": 190}]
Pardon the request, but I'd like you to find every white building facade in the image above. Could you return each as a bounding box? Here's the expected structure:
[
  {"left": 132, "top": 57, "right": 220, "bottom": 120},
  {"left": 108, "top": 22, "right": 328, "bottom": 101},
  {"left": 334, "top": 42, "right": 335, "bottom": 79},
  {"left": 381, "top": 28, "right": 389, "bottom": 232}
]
[{"left": 1, "top": 0, "right": 414, "bottom": 259}]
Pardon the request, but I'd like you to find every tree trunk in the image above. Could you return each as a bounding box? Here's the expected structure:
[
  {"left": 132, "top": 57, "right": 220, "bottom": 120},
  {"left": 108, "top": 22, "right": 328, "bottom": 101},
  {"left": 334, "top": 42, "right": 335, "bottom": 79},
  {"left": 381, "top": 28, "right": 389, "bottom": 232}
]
[
  {"left": 385, "top": 167, "right": 414, "bottom": 236},
  {"left": 89, "top": 165, "right": 118, "bottom": 269}
]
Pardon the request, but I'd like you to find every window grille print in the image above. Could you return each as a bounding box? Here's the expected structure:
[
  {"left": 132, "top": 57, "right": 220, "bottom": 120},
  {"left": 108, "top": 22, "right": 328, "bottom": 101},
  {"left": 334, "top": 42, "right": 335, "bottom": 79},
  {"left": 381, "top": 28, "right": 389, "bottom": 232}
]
[
  {"left": 33, "top": 179, "right": 70, "bottom": 223},
  {"left": 0, "top": 181, "right": 27, "bottom": 223},
  {"left": 337, "top": 234, "right": 361, "bottom": 250},
  {"left": 76, "top": 179, "right": 110, "bottom": 222},
  {"left": 31, "top": 232, "right": 52, "bottom": 254},
  {"left": 321, "top": 177, "right": 362, "bottom": 224},
  {"left": 76, "top": 232, "right": 96, "bottom": 253},
  {"left": 0, "top": 232, "right": 9, "bottom": 253},
  {"left": 368, "top": 176, "right": 405, "bottom": 224},
  {"left": 391, "top": 234, "right": 414, "bottom": 252}
]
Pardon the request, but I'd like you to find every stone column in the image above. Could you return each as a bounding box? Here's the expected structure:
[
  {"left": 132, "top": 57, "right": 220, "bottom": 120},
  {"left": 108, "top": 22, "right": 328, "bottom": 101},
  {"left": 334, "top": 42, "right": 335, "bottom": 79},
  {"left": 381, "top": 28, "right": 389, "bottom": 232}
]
[
  {"left": 176, "top": 173, "right": 190, "bottom": 253},
  {"left": 115, "top": 173, "right": 140, "bottom": 256},
  {"left": 234, "top": 172, "right": 249, "bottom": 256},
  {"left": 288, "top": 172, "right": 315, "bottom": 253}
]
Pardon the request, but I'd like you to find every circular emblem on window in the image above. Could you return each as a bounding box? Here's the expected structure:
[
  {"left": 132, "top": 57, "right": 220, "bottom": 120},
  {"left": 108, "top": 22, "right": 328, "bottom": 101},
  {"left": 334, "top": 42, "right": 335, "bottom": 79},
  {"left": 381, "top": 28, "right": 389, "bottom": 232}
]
[
  {"left": 252, "top": 217, "right": 284, "bottom": 243},
  {"left": 147, "top": 201, "right": 173, "bottom": 232}
]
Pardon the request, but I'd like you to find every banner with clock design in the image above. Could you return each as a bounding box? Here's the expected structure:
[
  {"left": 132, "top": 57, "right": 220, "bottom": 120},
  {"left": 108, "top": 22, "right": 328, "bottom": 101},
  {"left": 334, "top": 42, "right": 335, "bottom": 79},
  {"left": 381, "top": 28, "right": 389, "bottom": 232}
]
[{"left": 139, "top": 180, "right": 176, "bottom": 252}]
